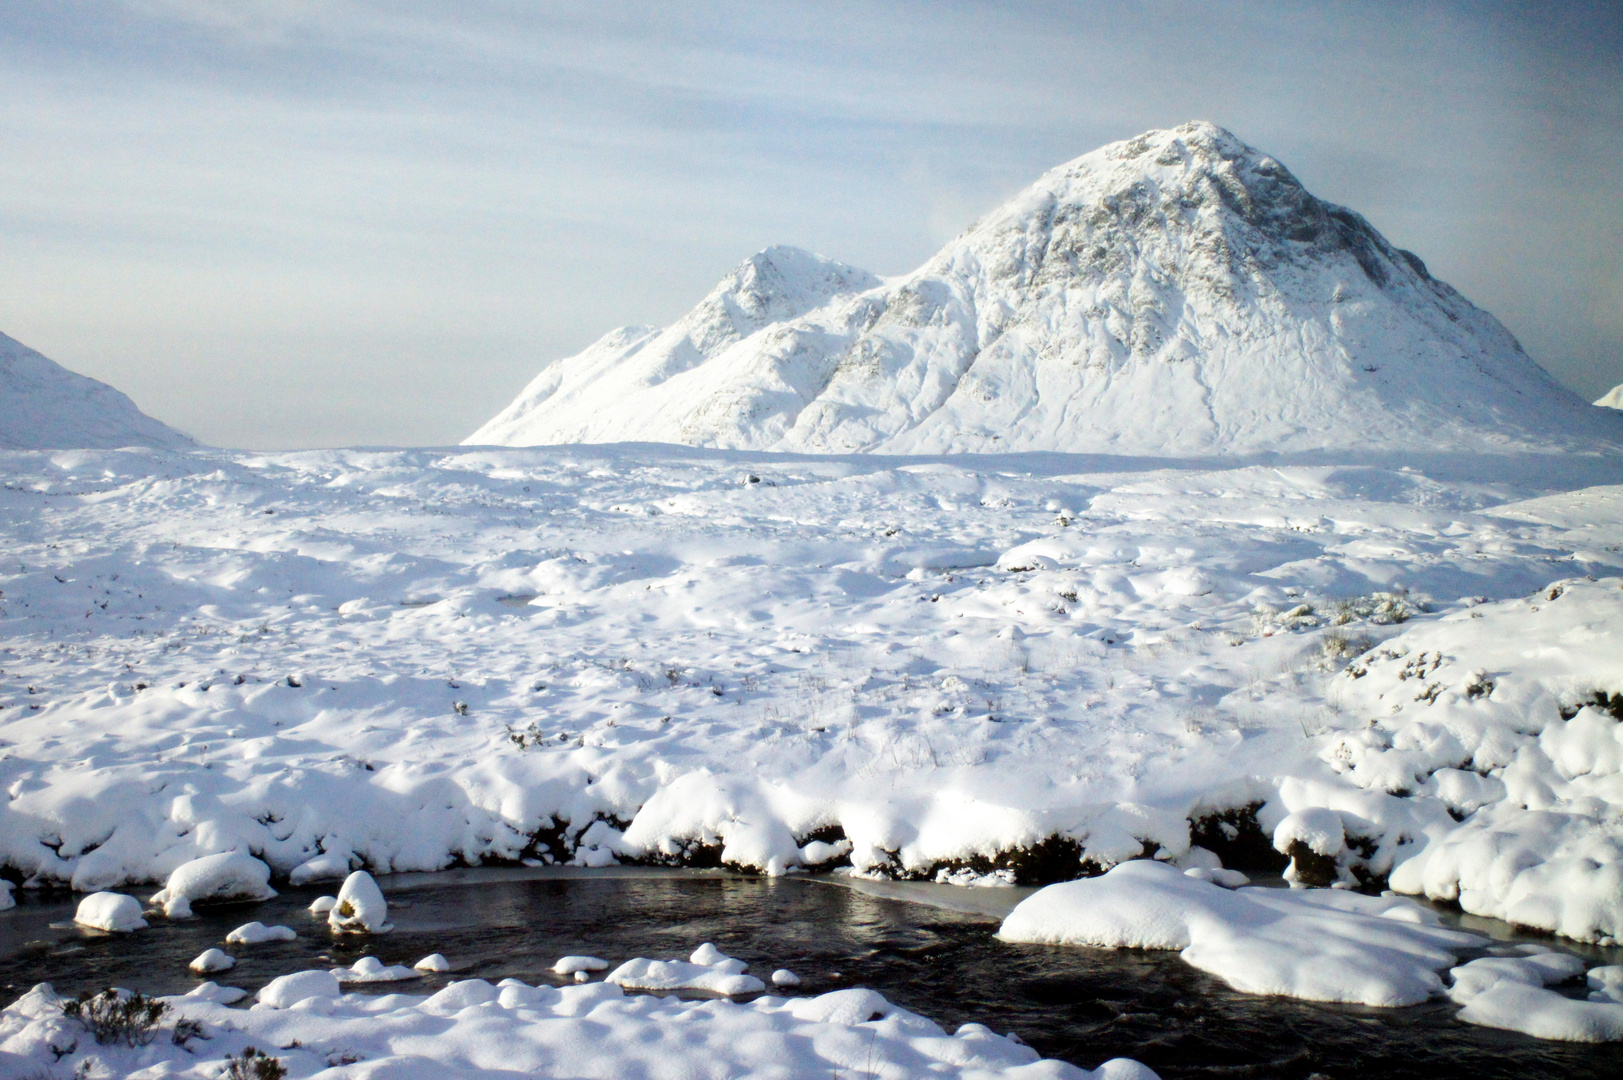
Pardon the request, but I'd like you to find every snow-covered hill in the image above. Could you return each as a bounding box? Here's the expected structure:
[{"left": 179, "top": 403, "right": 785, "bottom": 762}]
[
  {"left": 0, "top": 331, "right": 194, "bottom": 450},
  {"left": 470, "top": 122, "right": 1621, "bottom": 455},
  {"left": 1598, "top": 382, "right": 1623, "bottom": 409}
]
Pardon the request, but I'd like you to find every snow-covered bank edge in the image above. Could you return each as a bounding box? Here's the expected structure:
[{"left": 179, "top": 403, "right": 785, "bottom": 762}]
[{"left": 0, "top": 977, "right": 1158, "bottom": 1079}]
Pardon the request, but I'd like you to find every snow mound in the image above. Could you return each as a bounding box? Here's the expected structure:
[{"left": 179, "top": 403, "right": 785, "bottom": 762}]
[
  {"left": 470, "top": 123, "right": 1621, "bottom": 457},
  {"left": 329, "top": 870, "right": 391, "bottom": 933},
  {"left": 1449, "top": 952, "right": 1623, "bottom": 1041},
  {"left": 552, "top": 955, "right": 609, "bottom": 976},
  {"left": 0, "top": 978, "right": 1155, "bottom": 1079},
  {"left": 0, "top": 330, "right": 194, "bottom": 450},
  {"left": 414, "top": 953, "right": 451, "bottom": 972},
  {"left": 997, "top": 859, "right": 1483, "bottom": 1006},
  {"left": 256, "top": 969, "right": 342, "bottom": 1008},
  {"left": 188, "top": 948, "right": 235, "bottom": 973},
  {"left": 332, "top": 956, "right": 419, "bottom": 983},
  {"left": 182, "top": 981, "right": 247, "bottom": 1005},
  {"left": 1597, "top": 383, "right": 1623, "bottom": 409},
  {"left": 72, "top": 892, "right": 147, "bottom": 932},
  {"left": 605, "top": 942, "right": 767, "bottom": 995},
  {"left": 226, "top": 921, "right": 297, "bottom": 944},
  {"left": 1591, "top": 965, "right": 1623, "bottom": 1003},
  {"left": 149, "top": 851, "right": 276, "bottom": 918}
]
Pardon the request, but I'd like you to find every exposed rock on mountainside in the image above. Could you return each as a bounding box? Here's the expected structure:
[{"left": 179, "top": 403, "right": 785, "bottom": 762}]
[
  {"left": 1, "top": 331, "right": 194, "bottom": 450},
  {"left": 471, "top": 122, "right": 1620, "bottom": 455}
]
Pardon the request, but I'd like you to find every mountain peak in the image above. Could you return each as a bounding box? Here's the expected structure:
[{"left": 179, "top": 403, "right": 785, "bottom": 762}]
[
  {"left": 1, "top": 331, "right": 195, "bottom": 451},
  {"left": 469, "top": 127, "right": 1621, "bottom": 456}
]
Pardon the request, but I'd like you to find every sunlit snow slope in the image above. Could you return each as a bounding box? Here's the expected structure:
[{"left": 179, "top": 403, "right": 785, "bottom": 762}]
[
  {"left": 0, "top": 331, "right": 193, "bottom": 450},
  {"left": 470, "top": 122, "right": 1621, "bottom": 455},
  {"left": 1598, "top": 383, "right": 1623, "bottom": 410}
]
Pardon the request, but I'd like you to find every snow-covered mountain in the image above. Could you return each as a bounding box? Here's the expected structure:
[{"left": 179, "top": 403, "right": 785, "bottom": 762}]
[
  {"left": 1598, "top": 382, "right": 1623, "bottom": 410},
  {"left": 470, "top": 122, "right": 1622, "bottom": 455},
  {"left": 1, "top": 331, "right": 194, "bottom": 450}
]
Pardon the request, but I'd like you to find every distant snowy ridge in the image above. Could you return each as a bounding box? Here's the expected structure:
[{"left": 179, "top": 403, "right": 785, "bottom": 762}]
[
  {"left": 470, "top": 122, "right": 1621, "bottom": 455},
  {"left": 471, "top": 246, "right": 880, "bottom": 446},
  {"left": 0, "top": 331, "right": 193, "bottom": 450}
]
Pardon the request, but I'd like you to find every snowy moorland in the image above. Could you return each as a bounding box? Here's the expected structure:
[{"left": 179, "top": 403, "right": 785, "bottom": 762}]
[{"left": 2, "top": 440, "right": 1621, "bottom": 953}]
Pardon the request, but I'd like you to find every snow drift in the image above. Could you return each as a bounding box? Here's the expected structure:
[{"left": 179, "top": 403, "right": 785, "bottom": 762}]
[
  {"left": 0, "top": 331, "right": 193, "bottom": 450},
  {"left": 469, "top": 122, "right": 1621, "bottom": 456}
]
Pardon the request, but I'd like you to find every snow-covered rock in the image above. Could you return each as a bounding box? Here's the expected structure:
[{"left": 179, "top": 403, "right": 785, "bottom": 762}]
[
  {"left": 998, "top": 859, "right": 1482, "bottom": 1006},
  {"left": 332, "top": 956, "right": 419, "bottom": 983},
  {"left": 256, "top": 969, "right": 342, "bottom": 1008},
  {"left": 188, "top": 948, "right": 235, "bottom": 973},
  {"left": 605, "top": 942, "right": 766, "bottom": 995},
  {"left": 225, "top": 921, "right": 297, "bottom": 944},
  {"left": 149, "top": 851, "right": 276, "bottom": 918},
  {"left": 0, "top": 330, "right": 194, "bottom": 450},
  {"left": 414, "top": 953, "right": 451, "bottom": 972},
  {"left": 72, "top": 892, "right": 147, "bottom": 932},
  {"left": 552, "top": 955, "right": 609, "bottom": 976},
  {"left": 470, "top": 123, "right": 1621, "bottom": 457},
  {"left": 1449, "top": 951, "right": 1623, "bottom": 1041},
  {"left": 329, "top": 870, "right": 391, "bottom": 933}
]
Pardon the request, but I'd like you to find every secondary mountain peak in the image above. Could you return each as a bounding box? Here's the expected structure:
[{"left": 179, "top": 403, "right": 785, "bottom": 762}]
[
  {"left": 469, "top": 124, "right": 1621, "bottom": 456},
  {"left": 0, "top": 331, "right": 195, "bottom": 451}
]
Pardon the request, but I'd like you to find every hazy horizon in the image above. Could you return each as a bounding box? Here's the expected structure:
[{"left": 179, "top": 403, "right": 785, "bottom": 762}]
[{"left": 3, "top": 1, "right": 1620, "bottom": 449}]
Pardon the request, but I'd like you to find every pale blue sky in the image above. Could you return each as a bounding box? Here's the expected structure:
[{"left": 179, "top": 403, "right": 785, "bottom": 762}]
[{"left": 2, "top": 1, "right": 1619, "bottom": 447}]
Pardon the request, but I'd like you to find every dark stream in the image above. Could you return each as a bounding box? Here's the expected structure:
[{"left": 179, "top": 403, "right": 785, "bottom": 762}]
[{"left": 1, "top": 869, "right": 1619, "bottom": 1080}]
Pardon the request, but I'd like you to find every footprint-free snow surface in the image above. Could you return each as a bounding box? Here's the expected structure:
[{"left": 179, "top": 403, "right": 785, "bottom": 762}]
[
  {"left": 0, "top": 331, "right": 193, "bottom": 450},
  {"left": 470, "top": 122, "right": 1622, "bottom": 456},
  {"left": 3, "top": 439, "right": 1623, "bottom": 954}
]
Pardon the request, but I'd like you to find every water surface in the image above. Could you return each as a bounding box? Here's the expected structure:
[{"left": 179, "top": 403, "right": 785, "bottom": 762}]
[{"left": 1, "top": 869, "right": 1618, "bottom": 1080}]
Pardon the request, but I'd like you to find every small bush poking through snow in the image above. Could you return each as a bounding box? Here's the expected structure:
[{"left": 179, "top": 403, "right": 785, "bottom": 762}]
[
  {"left": 223, "top": 1047, "right": 288, "bottom": 1080},
  {"left": 60, "top": 989, "right": 167, "bottom": 1046},
  {"left": 1319, "top": 629, "right": 1374, "bottom": 667}
]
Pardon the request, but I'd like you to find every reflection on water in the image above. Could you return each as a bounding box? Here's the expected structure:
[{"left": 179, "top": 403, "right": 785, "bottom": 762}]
[{"left": 1, "top": 869, "right": 1619, "bottom": 1080}]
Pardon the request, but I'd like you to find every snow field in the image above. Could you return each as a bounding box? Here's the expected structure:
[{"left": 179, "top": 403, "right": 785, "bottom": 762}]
[
  {"left": 1, "top": 443, "right": 1621, "bottom": 944},
  {"left": 0, "top": 978, "right": 1158, "bottom": 1079}
]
